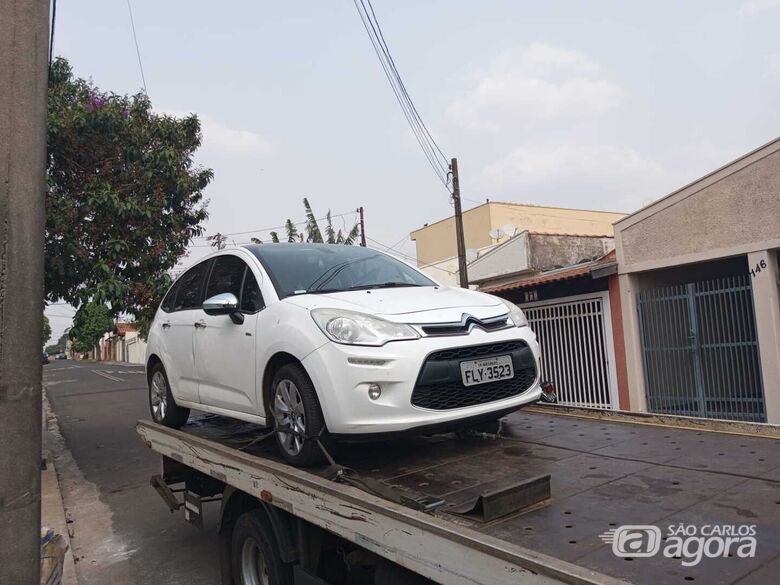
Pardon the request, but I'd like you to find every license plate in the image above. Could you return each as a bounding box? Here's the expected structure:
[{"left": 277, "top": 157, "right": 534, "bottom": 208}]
[{"left": 460, "top": 355, "right": 514, "bottom": 387}]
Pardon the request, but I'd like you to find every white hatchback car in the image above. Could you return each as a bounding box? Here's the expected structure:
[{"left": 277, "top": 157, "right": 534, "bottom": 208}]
[{"left": 146, "top": 244, "right": 542, "bottom": 465}]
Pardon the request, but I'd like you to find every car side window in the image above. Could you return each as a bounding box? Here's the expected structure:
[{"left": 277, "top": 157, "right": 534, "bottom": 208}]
[
  {"left": 160, "top": 279, "right": 181, "bottom": 313},
  {"left": 241, "top": 269, "right": 264, "bottom": 313},
  {"left": 205, "top": 255, "right": 246, "bottom": 301},
  {"left": 174, "top": 261, "right": 210, "bottom": 311}
]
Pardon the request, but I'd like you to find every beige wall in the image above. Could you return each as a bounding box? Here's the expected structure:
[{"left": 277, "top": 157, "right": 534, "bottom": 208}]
[
  {"left": 616, "top": 144, "right": 780, "bottom": 272},
  {"left": 411, "top": 202, "right": 625, "bottom": 266}
]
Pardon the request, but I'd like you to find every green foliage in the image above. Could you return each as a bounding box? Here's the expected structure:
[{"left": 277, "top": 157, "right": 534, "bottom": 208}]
[
  {"left": 261, "top": 199, "right": 359, "bottom": 245},
  {"left": 46, "top": 331, "right": 70, "bottom": 355},
  {"left": 45, "top": 58, "right": 212, "bottom": 338},
  {"left": 69, "top": 303, "right": 113, "bottom": 353},
  {"left": 42, "top": 315, "right": 52, "bottom": 348}
]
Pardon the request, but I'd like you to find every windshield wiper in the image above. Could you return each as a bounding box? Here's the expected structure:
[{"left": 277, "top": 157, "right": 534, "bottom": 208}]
[{"left": 303, "top": 282, "right": 424, "bottom": 294}]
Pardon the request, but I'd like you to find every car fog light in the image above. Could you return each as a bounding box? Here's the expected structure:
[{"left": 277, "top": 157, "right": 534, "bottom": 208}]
[{"left": 368, "top": 384, "right": 381, "bottom": 400}]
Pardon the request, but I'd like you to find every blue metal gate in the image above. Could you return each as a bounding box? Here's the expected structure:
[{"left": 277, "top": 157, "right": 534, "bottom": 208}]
[{"left": 637, "top": 275, "right": 765, "bottom": 422}]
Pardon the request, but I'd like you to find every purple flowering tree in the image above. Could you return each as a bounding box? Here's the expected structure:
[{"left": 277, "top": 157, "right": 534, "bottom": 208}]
[{"left": 46, "top": 58, "right": 213, "bottom": 336}]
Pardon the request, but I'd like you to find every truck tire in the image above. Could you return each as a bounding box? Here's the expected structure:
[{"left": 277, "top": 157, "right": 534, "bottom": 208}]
[
  {"left": 231, "top": 509, "right": 292, "bottom": 585},
  {"left": 270, "top": 363, "right": 328, "bottom": 467},
  {"left": 148, "top": 362, "right": 190, "bottom": 428}
]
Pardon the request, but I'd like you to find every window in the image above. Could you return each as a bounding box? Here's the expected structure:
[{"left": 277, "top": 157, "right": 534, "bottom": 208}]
[
  {"left": 160, "top": 279, "right": 181, "bottom": 313},
  {"left": 206, "top": 255, "right": 246, "bottom": 301},
  {"left": 248, "top": 244, "right": 435, "bottom": 298},
  {"left": 174, "top": 261, "right": 210, "bottom": 311},
  {"left": 241, "top": 269, "right": 264, "bottom": 312}
]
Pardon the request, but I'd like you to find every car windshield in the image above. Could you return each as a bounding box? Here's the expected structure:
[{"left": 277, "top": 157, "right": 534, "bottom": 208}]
[{"left": 246, "top": 244, "right": 436, "bottom": 298}]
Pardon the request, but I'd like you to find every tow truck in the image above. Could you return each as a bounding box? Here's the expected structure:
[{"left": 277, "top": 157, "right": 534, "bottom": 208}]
[{"left": 137, "top": 405, "right": 780, "bottom": 585}]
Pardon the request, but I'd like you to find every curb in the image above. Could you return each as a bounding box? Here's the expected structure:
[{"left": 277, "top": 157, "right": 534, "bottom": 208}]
[{"left": 42, "top": 392, "right": 79, "bottom": 585}]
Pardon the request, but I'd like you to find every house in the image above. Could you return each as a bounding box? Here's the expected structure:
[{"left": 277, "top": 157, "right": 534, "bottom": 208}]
[
  {"left": 478, "top": 138, "right": 780, "bottom": 425},
  {"left": 97, "top": 322, "right": 147, "bottom": 364},
  {"left": 476, "top": 240, "right": 629, "bottom": 411},
  {"left": 614, "top": 137, "right": 780, "bottom": 424}
]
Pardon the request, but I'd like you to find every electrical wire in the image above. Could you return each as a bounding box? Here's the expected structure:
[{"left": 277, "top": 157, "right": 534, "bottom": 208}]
[
  {"left": 364, "top": 0, "right": 448, "bottom": 165},
  {"left": 190, "top": 210, "right": 357, "bottom": 241},
  {"left": 126, "top": 0, "right": 148, "bottom": 94},
  {"left": 352, "top": 0, "right": 451, "bottom": 190},
  {"left": 365, "top": 236, "right": 457, "bottom": 275}
]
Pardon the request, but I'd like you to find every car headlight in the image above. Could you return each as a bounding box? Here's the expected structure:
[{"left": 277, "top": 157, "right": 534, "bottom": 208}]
[
  {"left": 498, "top": 298, "right": 529, "bottom": 328},
  {"left": 311, "top": 308, "right": 420, "bottom": 346}
]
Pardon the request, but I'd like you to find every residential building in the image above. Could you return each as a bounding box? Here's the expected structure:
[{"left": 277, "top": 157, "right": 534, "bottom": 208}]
[
  {"left": 615, "top": 137, "right": 780, "bottom": 424},
  {"left": 410, "top": 201, "right": 626, "bottom": 268}
]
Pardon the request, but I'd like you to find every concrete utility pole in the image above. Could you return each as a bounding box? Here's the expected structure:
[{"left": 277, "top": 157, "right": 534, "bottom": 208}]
[
  {"left": 358, "top": 206, "right": 366, "bottom": 247},
  {"left": 450, "top": 158, "right": 469, "bottom": 288},
  {"left": 0, "top": 1, "right": 50, "bottom": 584}
]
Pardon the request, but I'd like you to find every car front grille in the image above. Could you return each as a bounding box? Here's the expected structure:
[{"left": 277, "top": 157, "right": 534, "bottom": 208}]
[{"left": 411, "top": 341, "right": 537, "bottom": 411}]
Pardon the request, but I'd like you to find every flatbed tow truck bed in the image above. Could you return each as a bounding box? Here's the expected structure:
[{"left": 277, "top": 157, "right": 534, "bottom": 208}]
[{"left": 137, "top": 407, "right": 780, "bottom": 585}]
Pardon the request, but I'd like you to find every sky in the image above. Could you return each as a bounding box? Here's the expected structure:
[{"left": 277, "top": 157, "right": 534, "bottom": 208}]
[{"left": 45, "top": 0, "right": 780, "bottom": 343}]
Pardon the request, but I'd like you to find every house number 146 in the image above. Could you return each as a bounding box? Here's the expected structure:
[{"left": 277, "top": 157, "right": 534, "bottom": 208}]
[{"left": 750, "top": 259, "right": 768, "bottom": 278}]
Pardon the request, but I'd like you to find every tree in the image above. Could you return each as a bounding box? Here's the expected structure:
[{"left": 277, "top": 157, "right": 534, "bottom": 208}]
[
  {"left": 69, "top": 303, "right": 113, "bottom": 353},
  {"left": 45, "top": 331, "right": 70, "bottom": 355},
  {"left": 267, "top": 198, "right": 359, "bottom": 244},
  {"left": 45, "top": 58, "right": 212, "bottom": 338},
  {"left": 42, "top": 315, "right": 52, "bottom": 348}
]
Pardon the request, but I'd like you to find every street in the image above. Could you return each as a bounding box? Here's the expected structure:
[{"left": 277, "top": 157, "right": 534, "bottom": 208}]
[{"left": 43, "top": 360, "right": 220, "bottom": 585}]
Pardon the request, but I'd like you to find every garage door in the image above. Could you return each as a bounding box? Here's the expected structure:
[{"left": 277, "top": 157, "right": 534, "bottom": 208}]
[
  {"left": 637, "top": 275, "right": 765, "bottom": 422},
  {"left": 522, "top": 292, "right": 619, "bottom": 409}
]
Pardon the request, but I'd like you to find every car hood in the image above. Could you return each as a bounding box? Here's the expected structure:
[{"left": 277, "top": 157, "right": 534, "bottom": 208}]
[{"left": 282, "top": 286, "right": 507, "bottom": 324}]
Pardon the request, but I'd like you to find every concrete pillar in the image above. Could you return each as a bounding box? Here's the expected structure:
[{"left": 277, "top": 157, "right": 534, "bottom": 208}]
[
  {"left": 618, "top": 272, "right": 648, "bottom": 412},
  {"left": 748, "top": 249, "right": 780, "bottom": 424},
  {"left": 0, "top": 1, "right": 50, "bottom": 583}
]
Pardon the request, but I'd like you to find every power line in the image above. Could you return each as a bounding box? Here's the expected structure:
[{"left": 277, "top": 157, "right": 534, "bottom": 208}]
[
  {"left": 364, "top": 0, "right": 448, "bottom": 165},
  {"left": 366, "top": 236, "right": 457, "bottom": 275},
  {"left": 352, "top": 0, "right": 450, "bottom": 189},
  {"left": 125, "top": 0, "right": 148, "bottom": 94},
  {"left": 189, "top": 210, "right": 358, "bottom": 245}
]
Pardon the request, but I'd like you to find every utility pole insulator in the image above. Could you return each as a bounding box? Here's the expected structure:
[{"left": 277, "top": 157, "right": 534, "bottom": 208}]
[
  {"left": 450, "top": 158, "right": 469, "bottom": 288},
  {"left": 358, "top": 207, "right": 366, "bottom": 247}
]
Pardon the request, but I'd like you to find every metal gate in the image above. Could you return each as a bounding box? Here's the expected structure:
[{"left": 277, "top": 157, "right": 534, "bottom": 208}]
[
  {"left": 637, "top": 275, "right": 765, "bottom": 422},
  {"left": 523, "top": 292, "right": 618, "bottom": 409}
]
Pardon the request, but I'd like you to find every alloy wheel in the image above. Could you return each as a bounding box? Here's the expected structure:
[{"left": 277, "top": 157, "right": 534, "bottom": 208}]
[
  {"left": 240, "top": 537, "right": 270, "bottom": 585},
  {"left": 150, "top": 371, "right": 168, "bottom": 422},
  {"left": 273, "top": 379, "right": 306, "bottom": 456}
]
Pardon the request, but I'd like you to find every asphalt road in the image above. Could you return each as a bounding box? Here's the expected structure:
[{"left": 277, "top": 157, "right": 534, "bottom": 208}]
[{"left": 44, "top": 359, "right": 221, "bottom": 585}]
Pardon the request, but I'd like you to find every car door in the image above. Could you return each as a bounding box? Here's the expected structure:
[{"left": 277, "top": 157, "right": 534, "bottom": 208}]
[
  {"left": 158, "top": 259, "right": 211, "bottom": 404},
  {"left": 194, "top": 254, "right": 263, "bottom": 415}
]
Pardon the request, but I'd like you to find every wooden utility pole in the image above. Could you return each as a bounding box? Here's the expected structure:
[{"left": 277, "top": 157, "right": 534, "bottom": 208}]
[
  {"left": 0, "top": 1, "right": 50, "bottom": 583},
  {"left": 358, "top": 206, "right": 366, "bottom": 247},
  {"left": 450, "top": 158, "right": 468, "bottom": 288}
]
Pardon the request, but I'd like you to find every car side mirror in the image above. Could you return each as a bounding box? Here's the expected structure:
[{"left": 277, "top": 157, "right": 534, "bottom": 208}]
[
  {"left": 203, "top": 293, "right": 245, "bottom": 324},
  {"left": 203, "top": 293, "right": 239, "bottom": 315}
]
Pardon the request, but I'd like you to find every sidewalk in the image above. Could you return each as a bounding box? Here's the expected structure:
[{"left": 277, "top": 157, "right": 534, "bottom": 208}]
[{"left": 42, "top": 392, "right": 78, "bottom": 585}]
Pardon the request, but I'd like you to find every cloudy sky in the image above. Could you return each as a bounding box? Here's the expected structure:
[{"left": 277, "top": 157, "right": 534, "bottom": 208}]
[{"left": 46, "top": 0, "right": 780, "bottom": 341}]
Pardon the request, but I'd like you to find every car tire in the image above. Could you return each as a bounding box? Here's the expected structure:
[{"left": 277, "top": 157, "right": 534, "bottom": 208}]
[
  {"left": 231, "top": 509, "right": 292, "bottom": 585},
  {"left": 148, "top": 362, "right": 190, "bottom": 428},
  {"left": 270, "top": 363, "right": 329, "bottom": 467}
]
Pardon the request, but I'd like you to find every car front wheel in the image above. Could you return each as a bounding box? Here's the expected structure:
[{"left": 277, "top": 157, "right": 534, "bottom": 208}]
[{"left": 270, "top": 363, "right": 328, "bottom": 467}]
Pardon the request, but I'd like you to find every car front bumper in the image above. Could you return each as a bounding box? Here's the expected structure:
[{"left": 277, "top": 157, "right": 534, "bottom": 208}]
[{"left": 301, "top": 326, "right": 542, "bottom": 435}]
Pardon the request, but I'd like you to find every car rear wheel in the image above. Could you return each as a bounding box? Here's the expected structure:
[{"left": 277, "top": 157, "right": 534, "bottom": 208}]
[
  {"left": 148, "top": 363, "right": 190, "bottom": 428},
  {"left": 270, "top": 363, "right": 328, "bottom": 467}
]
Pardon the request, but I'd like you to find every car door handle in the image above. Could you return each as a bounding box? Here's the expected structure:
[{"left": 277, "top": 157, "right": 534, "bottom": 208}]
[
  {"left": 161, "top": 322, "right": 171, "bottom": 330},
  {"left": 194, "top": 320, "right": 207, "bottom": 329}
]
